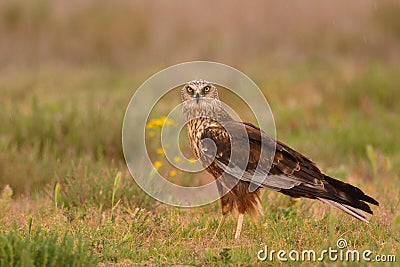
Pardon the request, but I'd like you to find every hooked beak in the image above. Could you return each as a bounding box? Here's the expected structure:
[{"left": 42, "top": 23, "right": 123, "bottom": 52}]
[{"left": 195, "top": 93, "right": 200, "bottom": 104}]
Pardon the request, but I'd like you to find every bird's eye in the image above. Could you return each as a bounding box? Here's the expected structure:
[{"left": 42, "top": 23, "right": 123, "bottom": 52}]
[
  {"left": 186, "top": 86, "right": 193, "bottom": 93},
  {"left": 203, "top": 86, "right": 210, "bottom": 93}
]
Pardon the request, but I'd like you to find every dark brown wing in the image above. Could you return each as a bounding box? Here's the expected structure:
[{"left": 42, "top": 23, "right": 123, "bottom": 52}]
[
  {"left": 201, "top": 120, "right": 378, "bottom": 216},
  {"left": 201, "top": 120, "right": 320, "bottom": 191}
]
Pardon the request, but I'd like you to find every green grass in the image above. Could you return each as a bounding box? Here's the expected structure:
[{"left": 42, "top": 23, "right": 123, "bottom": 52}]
[
  {"left": 0, "top": 63, "right": 399, "bottom": 266},
  {"left": 0, "top": 224, "right": 98, "bottom": 266},
  {"left": 1, "top": 2, "right": 400, "bottom": 264}
]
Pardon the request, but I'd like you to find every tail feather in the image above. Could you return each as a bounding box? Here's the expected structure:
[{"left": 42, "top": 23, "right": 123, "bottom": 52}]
[
  {"left": 318, "top": 198, "right": 370, "bottom": 223},
  {"left": 319, "top": 176, "right": 378, "bottom": 222},
  {"left": 281, "top": 175, "right": 379, "bottom": 222},
  {"left": 323, "top": 176, "right": 379, "bottom": 206}
]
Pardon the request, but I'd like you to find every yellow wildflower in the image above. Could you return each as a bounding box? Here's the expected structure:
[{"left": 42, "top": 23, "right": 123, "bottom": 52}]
[
  {"left": 148, "top": 131, "right": 155, "bottom": 137},
  {"left": 156, "top": 148, "right": 164, "bottom": 155},
  {"left": 173, "top": 156, "right": 182, "bottom": 163},
  {"left": 188, "top": 157, "right": 197, "bottom": 163},
  {"left": 153, "top": 161, "right": 163, "bottom": 169},
  {"left": 169, "top": 170, "right": 177, "bottom": 177},
  {"left": 146, "top": 116, "right": 175, "bottom": 129}
]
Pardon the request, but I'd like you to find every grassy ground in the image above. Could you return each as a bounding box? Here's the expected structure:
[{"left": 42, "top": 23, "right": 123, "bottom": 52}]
[
  {"left": 1, "top": 0, "right": 400, "bottom": 266},
  {"left": 0, "top": 63, "right": 399, "bottom": 266}
]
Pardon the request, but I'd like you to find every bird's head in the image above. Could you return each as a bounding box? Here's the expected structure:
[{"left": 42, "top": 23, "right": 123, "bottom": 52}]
[
  {"left": 181, "top": 80, "right": 232, "bottom": 121},
  {"left": 180, "top": 79, "right": 219, "bottom": 103}
]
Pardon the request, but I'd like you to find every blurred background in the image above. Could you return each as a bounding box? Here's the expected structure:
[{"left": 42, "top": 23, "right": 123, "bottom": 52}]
[
  {"left": 0, "top": 0, "right": 399, "bottom": 197},
  {"left": 0, "top": 1, "right": 399, "bottom": 264},
  {"left": 1, "top": 0, "right": 400, "bottom": 69}
]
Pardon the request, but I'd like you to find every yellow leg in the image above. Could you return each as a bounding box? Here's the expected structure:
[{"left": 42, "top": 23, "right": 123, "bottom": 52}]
[
  {"left": 212, "top": 214, "right": 226, "bottom": 241},
  {"left": 234, "top": 213, "right": 244, "bottom": 239}
]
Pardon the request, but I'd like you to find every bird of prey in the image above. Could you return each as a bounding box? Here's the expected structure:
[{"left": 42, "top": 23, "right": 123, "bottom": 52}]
[{"left": 181, "top": 79, "right": 379, "bottom": 239}]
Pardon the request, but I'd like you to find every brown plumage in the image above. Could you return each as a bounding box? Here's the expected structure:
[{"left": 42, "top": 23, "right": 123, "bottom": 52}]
[{"left": 181, "top": 79, "right": 379, "bottom": 239}]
